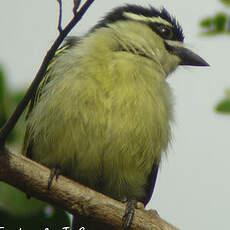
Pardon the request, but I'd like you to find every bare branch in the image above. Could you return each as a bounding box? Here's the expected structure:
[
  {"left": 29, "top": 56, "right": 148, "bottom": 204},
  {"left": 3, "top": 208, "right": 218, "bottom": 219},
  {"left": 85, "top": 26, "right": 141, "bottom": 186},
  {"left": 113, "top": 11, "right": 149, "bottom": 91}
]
[
  {"left": 57, "top": 0, "right": 63, "bottom": 32},
  {"left": 0, "top": 0, "right": 95, "bottom": 148},
  {"left": 73, "top": 0, "right": 82, "bottom": 15},
  {"left": 0, "top": 147, "right": 179, "bottom": 230}
]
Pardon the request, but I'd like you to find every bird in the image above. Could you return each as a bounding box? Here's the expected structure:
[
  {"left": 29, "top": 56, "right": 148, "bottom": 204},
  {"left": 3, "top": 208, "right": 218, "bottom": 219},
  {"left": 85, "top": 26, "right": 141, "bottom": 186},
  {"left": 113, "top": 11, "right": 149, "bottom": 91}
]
[{"left": 22, "top": 4, "right": 209, "bottom": 230}]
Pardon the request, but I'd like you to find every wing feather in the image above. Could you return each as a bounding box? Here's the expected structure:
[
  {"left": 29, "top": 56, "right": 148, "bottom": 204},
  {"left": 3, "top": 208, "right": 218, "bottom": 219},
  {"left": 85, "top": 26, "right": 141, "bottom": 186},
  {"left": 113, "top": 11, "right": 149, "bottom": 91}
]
[{"left": 22, "top": 37, "right": 80, "bottom": 157}]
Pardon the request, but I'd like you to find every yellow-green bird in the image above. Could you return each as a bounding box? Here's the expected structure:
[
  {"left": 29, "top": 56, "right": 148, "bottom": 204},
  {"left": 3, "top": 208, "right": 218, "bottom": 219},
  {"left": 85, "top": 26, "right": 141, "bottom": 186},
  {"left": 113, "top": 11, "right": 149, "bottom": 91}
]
[{"left": 22, "top": 4, "right": 209, "bottom": 230}]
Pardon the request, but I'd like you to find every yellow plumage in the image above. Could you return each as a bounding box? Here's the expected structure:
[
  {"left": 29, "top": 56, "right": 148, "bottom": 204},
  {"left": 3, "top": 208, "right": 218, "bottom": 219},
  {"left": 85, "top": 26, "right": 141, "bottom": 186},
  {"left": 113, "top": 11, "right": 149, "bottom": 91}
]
[
  {"left": 22, "top": 5, "right": 208, "bottom": 229},
  {"left": 22, "top": 21, "right": 177, "bottom": 202}
]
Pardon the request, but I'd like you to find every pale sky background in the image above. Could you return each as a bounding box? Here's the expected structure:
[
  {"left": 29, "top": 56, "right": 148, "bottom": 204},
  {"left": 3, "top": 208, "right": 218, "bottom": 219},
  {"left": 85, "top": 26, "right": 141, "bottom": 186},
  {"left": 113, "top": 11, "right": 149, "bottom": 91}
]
[{"left": 0, "top": 1, "right": 229, "bottom": 230}]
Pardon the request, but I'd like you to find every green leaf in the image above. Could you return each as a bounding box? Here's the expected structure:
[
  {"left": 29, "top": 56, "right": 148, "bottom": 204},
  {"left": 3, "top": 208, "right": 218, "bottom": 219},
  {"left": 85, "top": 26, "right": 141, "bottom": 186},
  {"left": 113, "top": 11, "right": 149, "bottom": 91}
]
[
  {"left": 214, "top": 13, "right": 227, "bottom": 32},
  {"left": 0, "top": 66, "right": 26, "bottom": 146},
  {"left": 0, "top": 206, "right": 70, "bottom": 230},
  {"left": 0, "top": 67, "right": 8, "bottom": 128},
  {"left": 0, "top": 183, "right": 45, "bottom": 216},
  {"left": 200, "top": 17, "right": 213, "bottom": 28},
  {"left": 215, "top": 99, "right": 230, "bottom": 113},
  {"left": 199, "top": 12, "right": 230, "bottom": 35},
  {"left": 215, "top": 89, "right": 230, "bottom": 114},
  {"left": 6, "top": 89, "right": 26, "bottom": 147},
  {"left": 0, "top": 183, "right": 70, "bottom": 229},
  {"left": 220, "top": 0, "right": 230, "bottom": 7}
]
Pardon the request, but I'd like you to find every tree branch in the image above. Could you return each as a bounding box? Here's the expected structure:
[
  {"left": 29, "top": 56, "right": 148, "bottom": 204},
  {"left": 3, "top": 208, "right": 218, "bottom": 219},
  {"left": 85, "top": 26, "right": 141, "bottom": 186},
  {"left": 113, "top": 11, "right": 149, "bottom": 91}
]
[
  {"left": 73, "top": 0, "right": 82, "bottom": 15},
  {"left": 0, "top": 148, "right": 179, "bottom": 230},
  {"left": 0, "top": 0, "right": 95, "bottom": 148},
  {"left": 57, "top": 0, "right": 63, "bottom": 32}
]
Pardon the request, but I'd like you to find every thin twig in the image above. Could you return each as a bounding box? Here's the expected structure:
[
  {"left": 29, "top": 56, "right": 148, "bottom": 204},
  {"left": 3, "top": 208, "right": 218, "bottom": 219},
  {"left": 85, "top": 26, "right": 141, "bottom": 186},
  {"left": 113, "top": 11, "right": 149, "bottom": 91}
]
[
  {"left": 0, "top": 0, "right": 95, "bottom": 149},
  {"left": 57, "top": 0, "right": 63, "bottom": 32},
  {"left": 73, "top": 0, "right": 82, "bottom": 15}
]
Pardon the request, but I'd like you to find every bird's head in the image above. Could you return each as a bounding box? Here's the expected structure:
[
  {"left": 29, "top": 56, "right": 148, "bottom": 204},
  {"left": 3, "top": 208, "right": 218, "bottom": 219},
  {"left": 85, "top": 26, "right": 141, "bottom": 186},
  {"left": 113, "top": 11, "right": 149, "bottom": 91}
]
[{"left": 91, "top": 5, "right": 209, "bottom": 75}]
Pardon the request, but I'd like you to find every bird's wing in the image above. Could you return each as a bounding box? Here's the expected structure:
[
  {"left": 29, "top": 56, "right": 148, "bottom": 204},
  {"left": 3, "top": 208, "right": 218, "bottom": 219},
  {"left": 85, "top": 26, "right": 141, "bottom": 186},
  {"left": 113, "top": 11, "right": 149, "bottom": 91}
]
[
  {"left": 21, "top": 37, "right": 80, "bottom": 158},
  {"left": 143, "top": 161, "right": 159, "bottom": 206}
]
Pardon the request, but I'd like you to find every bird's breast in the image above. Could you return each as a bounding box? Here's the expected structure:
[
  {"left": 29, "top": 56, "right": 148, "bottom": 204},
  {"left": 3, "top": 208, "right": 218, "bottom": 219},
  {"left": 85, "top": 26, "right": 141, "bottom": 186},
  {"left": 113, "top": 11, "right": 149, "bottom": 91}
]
[{"left": 29, "top": 52, "right": 173, "bottom": 200}]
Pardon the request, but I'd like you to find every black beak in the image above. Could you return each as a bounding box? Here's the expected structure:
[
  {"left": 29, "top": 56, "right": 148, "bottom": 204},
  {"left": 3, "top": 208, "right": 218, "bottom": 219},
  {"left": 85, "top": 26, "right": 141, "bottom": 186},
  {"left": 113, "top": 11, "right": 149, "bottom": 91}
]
[
  {"left": 165, "top": 42, "right": 209, "bottom": 66},
  {"left": 177, "top": 47, "right": 209, "bottom": 66}
]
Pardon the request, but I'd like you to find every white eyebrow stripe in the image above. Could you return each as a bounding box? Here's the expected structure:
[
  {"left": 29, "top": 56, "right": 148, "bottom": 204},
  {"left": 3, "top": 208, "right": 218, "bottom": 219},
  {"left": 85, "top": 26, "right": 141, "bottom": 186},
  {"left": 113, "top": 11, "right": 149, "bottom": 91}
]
[
  {"left": 165, "top": 40, "right": 183, "bottom": 47},
  {"left": 123, "top": 12, "right": 173, "bottom": 27}
]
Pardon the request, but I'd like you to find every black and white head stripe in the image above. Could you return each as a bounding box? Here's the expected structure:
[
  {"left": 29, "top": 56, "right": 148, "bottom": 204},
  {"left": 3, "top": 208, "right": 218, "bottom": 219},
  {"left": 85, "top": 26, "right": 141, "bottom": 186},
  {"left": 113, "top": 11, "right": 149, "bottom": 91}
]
[{"left": 92, "top": 5, "right": 184, "bottom": 42}]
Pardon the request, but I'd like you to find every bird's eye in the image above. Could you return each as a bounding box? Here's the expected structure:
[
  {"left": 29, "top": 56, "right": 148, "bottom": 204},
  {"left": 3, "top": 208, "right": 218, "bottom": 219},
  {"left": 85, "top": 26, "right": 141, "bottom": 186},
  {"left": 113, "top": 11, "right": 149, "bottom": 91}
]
[{"left": 157, "top": 25, "right": 173, "bottom": 40}]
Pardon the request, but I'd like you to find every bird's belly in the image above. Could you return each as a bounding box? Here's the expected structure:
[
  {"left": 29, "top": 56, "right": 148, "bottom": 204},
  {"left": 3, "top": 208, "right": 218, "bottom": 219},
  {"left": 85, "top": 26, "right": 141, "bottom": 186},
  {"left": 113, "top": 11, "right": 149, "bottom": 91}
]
[
  {"left": 30, "top": 75, "right": 172, "bottom": 201},
  {"left": 32, "top": 103, "right": 169, "bottom": 201}
]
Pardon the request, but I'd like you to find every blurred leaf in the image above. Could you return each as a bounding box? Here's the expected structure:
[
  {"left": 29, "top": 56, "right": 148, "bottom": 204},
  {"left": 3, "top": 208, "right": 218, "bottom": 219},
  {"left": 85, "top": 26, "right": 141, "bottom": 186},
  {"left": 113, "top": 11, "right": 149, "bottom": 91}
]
[
  {"left": 215, "top": 99, "right": 230, "bottom": 113},
  {"left": 215, "top": 89, "right": 230, "bottom": 114},
  {"left": 200, "top": 17, "right": 213, "bottom": 28},
  {"left": 0, "top": 206, "right": 70, "bottom": 230},
  {"left": 0, "top": 183, "right": 45, "bottom": 216},
  {"left": 220, "top": 0, "right": 230, "bottom": 7},
  {"left": 199, "top": 12, "right": 230, "bottom": 35},
  {"left": 0, "top": 183, "right": 70, "bottom": 229},
  {"left": 0, "top": 67, "right": 8, "bottom": 127},
  {"left": 7, "top": 89, "right": 26, "bottom": 148},
  {"left": 214, "top": 13, "right": 227, "bottom": 32},
  {"left": 10, "top": 90, "right": 26, "bottom": 108},
  {"left": 0, "top": 65, "right": 26, "bottom": 147}
]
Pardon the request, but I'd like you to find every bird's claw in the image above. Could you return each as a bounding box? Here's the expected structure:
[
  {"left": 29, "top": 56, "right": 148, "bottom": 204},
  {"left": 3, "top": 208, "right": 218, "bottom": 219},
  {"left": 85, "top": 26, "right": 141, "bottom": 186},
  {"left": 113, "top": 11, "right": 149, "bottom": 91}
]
[
  {"left": 48, "top": 167, "right": 60, "bottom": 190},
  {"left": 122, "top": 199, "right": 137, "bottom": 230}
]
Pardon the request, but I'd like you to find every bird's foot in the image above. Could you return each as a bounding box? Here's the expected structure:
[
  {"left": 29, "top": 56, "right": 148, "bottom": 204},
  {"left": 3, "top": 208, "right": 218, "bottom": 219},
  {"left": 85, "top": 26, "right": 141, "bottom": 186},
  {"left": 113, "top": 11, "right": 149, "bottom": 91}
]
[
  {"left": 122, "top": 199, "right": 137, "bottom": 230},
  {"left": 48, "top": 167, "right": 60, "bottom": 190}
]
